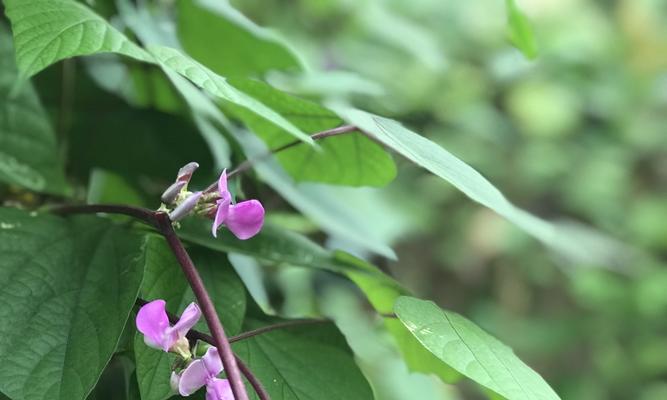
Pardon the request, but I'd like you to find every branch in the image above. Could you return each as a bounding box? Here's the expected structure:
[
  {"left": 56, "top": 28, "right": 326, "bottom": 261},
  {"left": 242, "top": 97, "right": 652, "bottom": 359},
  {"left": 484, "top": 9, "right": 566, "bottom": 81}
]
[{"left": 155, "top": 213, "right": 249, "bottom": 400}]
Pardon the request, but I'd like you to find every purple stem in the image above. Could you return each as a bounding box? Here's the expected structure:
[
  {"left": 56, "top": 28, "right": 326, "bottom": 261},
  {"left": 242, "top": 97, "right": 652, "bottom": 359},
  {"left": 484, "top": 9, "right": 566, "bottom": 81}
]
[{"left": 155, "top": 213, "right": 249, "bottom": 400}]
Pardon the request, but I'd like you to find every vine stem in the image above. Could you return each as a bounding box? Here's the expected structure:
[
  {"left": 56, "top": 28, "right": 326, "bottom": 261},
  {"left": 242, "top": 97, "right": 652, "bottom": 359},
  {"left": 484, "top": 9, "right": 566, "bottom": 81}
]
[
  {"left": 203, "top": 124, "right": 359, "bottom": 192},
  {"left": 51, "top": 204, "right": 253, "bottom": 400}
]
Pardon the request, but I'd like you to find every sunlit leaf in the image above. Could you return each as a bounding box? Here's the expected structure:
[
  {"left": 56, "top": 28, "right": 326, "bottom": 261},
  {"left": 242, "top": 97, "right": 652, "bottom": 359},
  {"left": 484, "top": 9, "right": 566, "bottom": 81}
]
[
  {"left": 506, "top": 0, "right": 538, "bottom": 59},
  {"left": 2, "top": 0, "right": 151, "bottom": 78}
]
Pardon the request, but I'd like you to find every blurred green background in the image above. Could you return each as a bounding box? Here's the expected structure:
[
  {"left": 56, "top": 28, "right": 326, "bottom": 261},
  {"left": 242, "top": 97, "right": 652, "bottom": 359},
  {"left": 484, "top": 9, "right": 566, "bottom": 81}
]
[{"left": 226, "top": 0, "right": 667, "bottom": 398}]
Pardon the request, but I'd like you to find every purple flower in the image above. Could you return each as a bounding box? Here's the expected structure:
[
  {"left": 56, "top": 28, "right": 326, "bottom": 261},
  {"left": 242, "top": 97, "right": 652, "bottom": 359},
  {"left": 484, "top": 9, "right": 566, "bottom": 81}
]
[
  {"left": 212, "top": 170, "right": 264, "bottom": 240},
  {"left": 179, "top": 347, "right": 233, "bottom": 400},
  {"left": 136, "top": 300, "right": 201, "bottom": 353}
]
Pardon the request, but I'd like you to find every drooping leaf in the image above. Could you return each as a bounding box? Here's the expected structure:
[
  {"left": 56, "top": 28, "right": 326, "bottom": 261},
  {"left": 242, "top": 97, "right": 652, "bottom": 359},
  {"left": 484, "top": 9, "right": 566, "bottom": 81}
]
[
  {"left": 506, "top": 0, "right": 539, "bottom": 59},
  {"left": 0, "top": 27, "right": 69, "bottom": 194},
  {"left": 148, "top": 45, "right": 312, "bottom": 145},
  {"left": 226, "top": 78, "right": 396, "bottom": 187},
  {"left": 394, "top": 296, "right": 560, "bottom": 400},
  {"left": 2, "top": 0, "right": 151, "bottom": 78},
  {"left": 87, "top": 169, "right": 145, "bottom": 206},
  {"left": 134, "top": 236, "right": 246, "bottom": 400},
  {"left": 332, "top": 107, "right": 627, "bottom": 266},
  {"left": 178, "top": 0, "right": 301, "bottom": 77},
  {"left": 0, "top": 208, "right": 145, "bottom": 400},
  {"left": 233, "top": 309, "right": 374, "bottom": 400}
]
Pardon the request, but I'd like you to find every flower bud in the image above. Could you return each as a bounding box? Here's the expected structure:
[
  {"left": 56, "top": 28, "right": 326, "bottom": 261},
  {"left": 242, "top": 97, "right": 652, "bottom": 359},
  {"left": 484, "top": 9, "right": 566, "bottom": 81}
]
[
  {"left": 161, "top": 181, "right": 187, "bottom": 204},
  {"left": 169, "top": 191, "right": 203, "bottom": 222},
  {"left": 177, "top": 162, "right": 199, "bottom": 183}
]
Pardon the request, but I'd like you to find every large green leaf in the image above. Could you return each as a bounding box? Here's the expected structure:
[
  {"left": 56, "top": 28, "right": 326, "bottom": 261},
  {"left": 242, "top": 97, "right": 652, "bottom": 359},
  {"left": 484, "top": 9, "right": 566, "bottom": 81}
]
[
  {"left": 394, "top": 296, "right": 560, "bottom": 400},
  {"left": 0, "top": 27, "right": 69, "bottom": 194},
  {"left": 233, "top": 309, "right": 374, "bottom": 400},
  {"left": 333, "top": 107, "right": 628, "bottom": 266},
  {"left": 506, "top": 0, "right": 538, "bottom": 60},
  {"left": 148, "top": 45, "right": 312, "bottom": 145},
  {"left": 134, "top": 236, "right": 246, "bottom": 400},
  {"left": 226, "top": 78, "right": 396, "bottom": 187},
  {"left": 178, "top": 0, "right": 301, "bottom": 77},
  {"left": 2, "top": 0, "right": 151, "bottom": 78},
  {"left": 0, "top": 208, "right": 145, "bottom": 400}
]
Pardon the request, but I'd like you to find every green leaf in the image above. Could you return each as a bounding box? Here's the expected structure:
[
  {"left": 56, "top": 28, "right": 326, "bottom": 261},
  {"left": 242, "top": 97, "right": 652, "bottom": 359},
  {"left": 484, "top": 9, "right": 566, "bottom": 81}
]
[
  {"left": 332, "top": 107, "right": 627, "bottom": 266},
  {"left": 226, "top": 79, "right": 396, "bottom": 187},
  {"left": 87, "top": 168, "right": 145, "bottom": 206},
  {"left": 233, "top": 312, "right": 374, "bottom": 400},
  {"left": 2, "top": 0, "right": 151, "bottom": 78},
  {"left": 0, "top": 27, "right": 69, "bottom": 194},
  {"left": 339, "top": 252, "right": 461, "bottom": 384},
  {"left": 394, "top": 296, "right": 560, "bottom": 400},
  {"left": 148, "top": 45, "right": 312, "bottom": 145},
  {"left": 506, "top": 0, "right": 538, "bottom": 59},
  {"left": 177, "top": 217, "right": 375, "bottom": 276},
  {"left": 0, "top": 208, "right": 145, "bottom": 400},
  {"left": 224, "top": 124, "right": 397, "bottom": 258},
  {"left": 178, "top": 0, "right": 301, "bottom": 77},
  {"left": 134, "top": 236, "right": 246, "bottom": 400}
]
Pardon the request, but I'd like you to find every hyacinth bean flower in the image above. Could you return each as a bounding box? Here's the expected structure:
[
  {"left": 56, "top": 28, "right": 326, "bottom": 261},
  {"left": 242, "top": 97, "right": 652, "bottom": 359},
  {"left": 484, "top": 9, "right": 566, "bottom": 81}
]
[
  {"left": 177, "top": 347, "right": 233, "bottom": 400},
  {"left": 136, "top": 300, "right": 201, "bottom": 355},
  {"left": 212, "top": 170, "right": 264, "bottom": 240}
]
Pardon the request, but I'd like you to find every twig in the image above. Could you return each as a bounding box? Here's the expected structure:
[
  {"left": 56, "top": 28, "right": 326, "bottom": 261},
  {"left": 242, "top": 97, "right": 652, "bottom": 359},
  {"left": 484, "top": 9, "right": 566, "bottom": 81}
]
[{"left": 204, "top": 124, "right": 359, "bottom": 192}]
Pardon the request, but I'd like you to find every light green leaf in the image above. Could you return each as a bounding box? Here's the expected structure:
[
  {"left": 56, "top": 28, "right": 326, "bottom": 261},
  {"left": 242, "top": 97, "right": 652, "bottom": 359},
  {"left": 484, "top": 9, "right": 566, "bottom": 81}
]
[
  {"left": 2, "top": 0, "right": 151, "bottom": 78},
  {"left": 87, "top": 169, "right": 145, "bottom": 206},
  {"left": 233, "top": 311, "right": 374, "bottom": 400},
  {"left": 178, "top": 0, "right": 301, "bottom": 77},
  {"left": 394, "top": 296, "right": 560, "bottom": 400},
  {"left": 134, "top": 236, "right": 246, "bottom": 400},
  {"left": 226, "top": 78, "right": 396, "bottom": 187},
  {"left": 0, "top": 27, "right": 69, "bottom": 194},
  {"left": 148, "top": 45, "right": 312, "bottom": 145},
  {"left": 333, "top": 107, "right": 627, "bottom": 266},
  {"left": 506, "top": 0, "right": 538, "bottom": 59},
  {"left": 0, "top": 208, "right": 145, "bottom": 400}
]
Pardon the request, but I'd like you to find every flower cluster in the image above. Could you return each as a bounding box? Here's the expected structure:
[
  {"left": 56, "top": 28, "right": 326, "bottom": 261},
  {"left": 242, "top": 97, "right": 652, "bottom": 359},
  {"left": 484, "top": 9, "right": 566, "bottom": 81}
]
[
  {"left": 160, "top": 162, "right": 264, "bottom": 240},
  {"left": 136, "top": 299, "right": 234, "bottom": 400}
]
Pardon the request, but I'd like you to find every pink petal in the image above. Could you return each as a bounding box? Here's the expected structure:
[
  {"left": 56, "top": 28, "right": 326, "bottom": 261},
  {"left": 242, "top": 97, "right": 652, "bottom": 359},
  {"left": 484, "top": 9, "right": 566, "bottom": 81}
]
[
  {"left": 206, "top": 379, "right": 233, "bottom": 400},
  {"left": 212, "top": 197, "right": 230, "bottom": 238},
  {"left": 217, "top": 169, "right": 228, "bottom": 196},
  {"left": 136, "top": 300, "right": 170, "bottom": 351},
  {"left": 225, "top": 200, "right": 265, "bottom": 240},
  {"left": 168, "top": 302, "right": 201, "bottom": 342},
  {"left": 201, "top": 346, "right": 223, "bottom": 377},
  {"left": 179, "top": 359, "right": 209, "bottom": 396}
]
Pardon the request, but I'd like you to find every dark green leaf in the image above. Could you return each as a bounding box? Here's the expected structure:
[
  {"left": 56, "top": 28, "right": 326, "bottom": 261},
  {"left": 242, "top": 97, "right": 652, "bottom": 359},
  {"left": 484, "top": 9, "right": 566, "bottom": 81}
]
[
  {"left": 0, "top": 208, "right": 145, "bottom": 400},
  {"left": 394, "top": 296, "right": 560, "bottom": 400},
  {"left": 233, "top": 312, "right": 374, "bottom": 400},
  {"left": 2, "top": 0, "right": 151, "bottom": 78},
  {"left": 0, "top": 27, "right": 69, "bottom": 194},
  {"left": 226, "top": 79, "right": 396, "bottom": 187},
  {"left": 178, "top": 0, "right": 301, "bottom": 77}
]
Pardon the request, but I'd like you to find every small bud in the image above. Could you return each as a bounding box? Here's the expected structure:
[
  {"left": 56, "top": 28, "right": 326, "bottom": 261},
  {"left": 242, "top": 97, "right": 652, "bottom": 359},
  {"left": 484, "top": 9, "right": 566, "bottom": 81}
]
[
  {"left": 170, "top": 336, "right": 192, "bottom": 360},
  {"left": 169, "top": 191, "right": 203, "bottom": 222},
  {"left": 177, "top": 162, "right": 199, "bottom": 183},
  {"left": 161, "top": 181, "right": 187, "bottom": 204}
]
